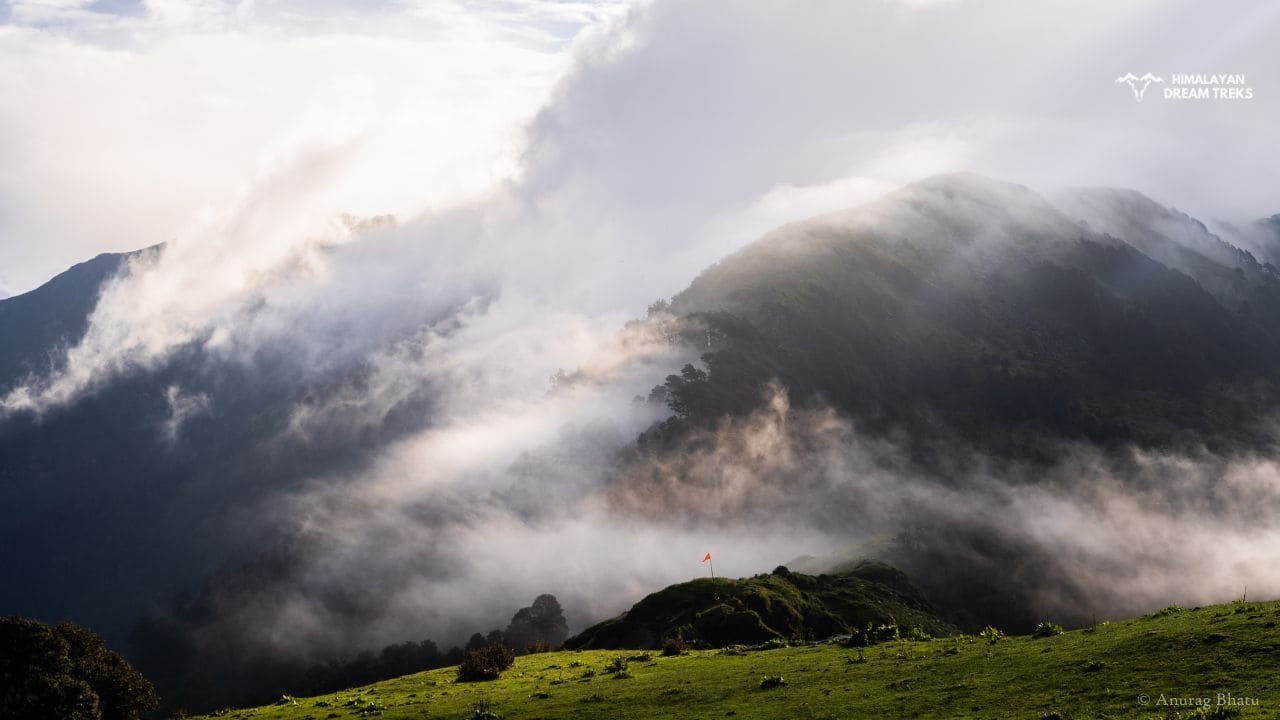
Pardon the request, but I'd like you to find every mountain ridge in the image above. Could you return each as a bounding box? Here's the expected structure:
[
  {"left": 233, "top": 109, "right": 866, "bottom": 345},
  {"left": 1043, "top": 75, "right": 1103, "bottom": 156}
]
[
  {"left": 0, "top": 247, "right": 158, "bottom": 389},
  {"left": 651, "top": 173, "right": 1280, "bottom": 460},
  {"left": 4, "top": 173, "right": 1280, "bottom": 712}
]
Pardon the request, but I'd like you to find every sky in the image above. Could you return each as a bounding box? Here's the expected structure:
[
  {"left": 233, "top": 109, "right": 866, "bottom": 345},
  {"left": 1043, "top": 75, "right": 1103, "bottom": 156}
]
[
  {"left": 0, "top": 0, "right": 628, "bottom": 297},
  {"left": 1, "top": 0, "right": 1278, "bottom": 299}
]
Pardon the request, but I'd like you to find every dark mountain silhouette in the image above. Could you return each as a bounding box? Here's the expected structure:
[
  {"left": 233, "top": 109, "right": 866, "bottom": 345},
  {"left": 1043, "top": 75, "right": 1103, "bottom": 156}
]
[
  {"left": 644, "top": 174, "right": 1280, "bottom": 462},
  {"left": 0, "top": 248, "right": 436, "bottom": 672},
  {"left": 0, "top": 248, "right": 148, "bottom": 385}
]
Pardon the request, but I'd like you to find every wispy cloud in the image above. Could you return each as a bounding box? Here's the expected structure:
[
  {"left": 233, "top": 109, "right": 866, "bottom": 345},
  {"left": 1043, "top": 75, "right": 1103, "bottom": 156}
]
[{"left": 0, "top": 0, "right": 630, "bottom": 295}]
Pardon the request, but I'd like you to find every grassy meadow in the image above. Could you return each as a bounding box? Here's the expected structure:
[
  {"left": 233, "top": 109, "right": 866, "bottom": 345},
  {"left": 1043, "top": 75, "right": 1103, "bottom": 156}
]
[{"left": 196, "top": 599, "right": 1280, "bottom": 720}]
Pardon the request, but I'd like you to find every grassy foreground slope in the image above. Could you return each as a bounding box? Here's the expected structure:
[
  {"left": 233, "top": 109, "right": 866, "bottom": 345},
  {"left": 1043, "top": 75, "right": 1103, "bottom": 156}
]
[{"left": 198, "top": 600, "right": 1280, "bottom": 720}]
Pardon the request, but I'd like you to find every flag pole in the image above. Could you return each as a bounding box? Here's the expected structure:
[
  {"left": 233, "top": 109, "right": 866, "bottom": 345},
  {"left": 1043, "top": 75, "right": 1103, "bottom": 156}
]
[{"left": 703, "top": 552, "right": 718, "bottom": 602}]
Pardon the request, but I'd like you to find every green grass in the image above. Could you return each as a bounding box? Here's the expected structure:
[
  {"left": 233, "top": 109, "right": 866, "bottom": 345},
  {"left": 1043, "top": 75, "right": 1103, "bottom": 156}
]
[{"left": 196, "top": 600, "right": 1280, "bottom": 720}]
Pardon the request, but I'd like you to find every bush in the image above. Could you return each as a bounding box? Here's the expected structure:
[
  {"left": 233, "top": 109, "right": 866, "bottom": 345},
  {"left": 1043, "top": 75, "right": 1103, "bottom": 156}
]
[
  {"left": 456, "top": 644, "right": 516, "bottom": 682},
  {"left": 845, "top": 622, "right": 901, "bottom": 648},
  {"left": 661, "top": 638, "right": 690, "bottom": 656},
  {"left": 1033, "top": 621, "right": 1064, "bottom": 638},
  {"left": 979, "top": 626, "right": 1005, "bottom": 644},
  {"left": 906, "top": 626, "right": 932, "bottom": 641},
  {"left": 1231, "top": 600, "right": 1258, "bottom": 615},
  {"left": 603, "top": 657, "right": 629, "bottom": 674},
  {"left": 759, "top": 676, "right": 787, "bottom": 689},
  {"left": 872, "top": 623, "right": 900, "bottom": 643}
]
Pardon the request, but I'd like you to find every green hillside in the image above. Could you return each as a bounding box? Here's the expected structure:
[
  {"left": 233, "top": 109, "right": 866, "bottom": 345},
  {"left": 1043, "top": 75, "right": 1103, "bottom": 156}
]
[
  {"left": 195, "top": 599, "right": 1280, "bottom": 720},
  {"left": 565, "top": 562, "right": 951, "bottom": 650}
]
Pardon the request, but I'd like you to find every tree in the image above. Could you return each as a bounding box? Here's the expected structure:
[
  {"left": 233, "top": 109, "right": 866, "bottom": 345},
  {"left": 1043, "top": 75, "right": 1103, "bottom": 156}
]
[
  {"left": 504, "top": 594, "right": 569, "bottom": 652},
  {"left": 303, "top": 638, "right": 445, "bottom": 696},
  {"left": 663, "top": 364, "right": 709, "bottom": 418},
  {"left": 0, "top": 616, "right": 158, "bottom": 720}
]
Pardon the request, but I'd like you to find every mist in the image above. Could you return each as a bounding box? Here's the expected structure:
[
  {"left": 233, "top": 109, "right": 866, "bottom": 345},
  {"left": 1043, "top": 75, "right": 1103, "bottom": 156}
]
[
  {"left": 132, "top": 363, "right": 1280, "bottom": 704},
  {"left": 606, "top": 385, "right": 1280, "bottom": 627}
]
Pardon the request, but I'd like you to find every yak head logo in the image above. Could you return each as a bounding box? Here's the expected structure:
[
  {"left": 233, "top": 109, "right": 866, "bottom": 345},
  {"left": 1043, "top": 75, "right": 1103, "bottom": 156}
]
[{"left": 1116, "top": 72, "right": 1164, "bottom": 101}]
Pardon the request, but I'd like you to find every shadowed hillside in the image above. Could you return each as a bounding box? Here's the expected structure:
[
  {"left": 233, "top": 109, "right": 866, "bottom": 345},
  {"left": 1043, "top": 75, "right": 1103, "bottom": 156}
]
[
  {"left": 644, "top": 174, "right": 1280, "bottom": 462},
  {"left": 0, "top": 248, "right": 153, "bottom": 385}
]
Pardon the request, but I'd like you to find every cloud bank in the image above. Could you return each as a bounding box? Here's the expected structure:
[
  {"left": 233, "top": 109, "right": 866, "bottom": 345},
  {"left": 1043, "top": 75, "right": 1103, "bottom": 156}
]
[{"left": 5, "top": 0, "right": 1277, "bottom": 415}]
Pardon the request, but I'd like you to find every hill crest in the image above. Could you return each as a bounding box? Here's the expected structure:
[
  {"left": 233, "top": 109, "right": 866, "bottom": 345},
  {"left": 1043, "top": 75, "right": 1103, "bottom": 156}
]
[{"left": 565, "top": 561, "right": 951, "bottom": 650}]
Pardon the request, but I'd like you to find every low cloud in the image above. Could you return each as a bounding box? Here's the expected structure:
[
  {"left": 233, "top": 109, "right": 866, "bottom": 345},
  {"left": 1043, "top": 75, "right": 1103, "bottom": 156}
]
[
  {"left": 158, "top": 377, "right": 1280, "bottom": 680},
  {"left": 609, "top": 384, "right": 1280, "bottom": 627}
]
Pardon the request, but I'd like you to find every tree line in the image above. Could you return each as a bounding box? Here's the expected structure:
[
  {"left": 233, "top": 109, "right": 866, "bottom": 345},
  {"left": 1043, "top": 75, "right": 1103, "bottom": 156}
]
[{"left": 299, "top": 594, "right": 568, "bottom": 696}]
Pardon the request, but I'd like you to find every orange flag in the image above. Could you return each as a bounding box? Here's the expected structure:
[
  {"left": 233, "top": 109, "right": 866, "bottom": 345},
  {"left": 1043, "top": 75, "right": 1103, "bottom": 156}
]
[{"left": 702, "top": 552, "right": 712, "bottom": 562}]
